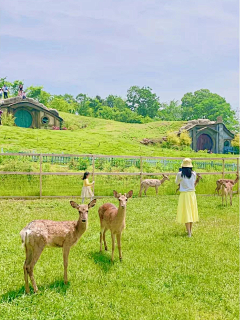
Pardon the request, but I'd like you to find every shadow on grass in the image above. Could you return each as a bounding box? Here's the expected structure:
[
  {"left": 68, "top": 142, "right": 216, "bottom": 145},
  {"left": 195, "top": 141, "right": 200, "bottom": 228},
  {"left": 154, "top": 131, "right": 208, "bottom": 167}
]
[
  {"left": 0, "top": 280, "right": 70, "bottom": 302},
  {"left": 88, "top": 251, "right": 114, "bottom": 273}
]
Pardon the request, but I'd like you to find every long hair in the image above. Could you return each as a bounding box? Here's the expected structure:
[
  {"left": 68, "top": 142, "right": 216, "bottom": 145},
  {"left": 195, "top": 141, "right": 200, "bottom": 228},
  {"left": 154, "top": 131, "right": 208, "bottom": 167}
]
[
  {"left": 181, "top": 167, "right": 192, "bottom": 179},
  {"left": 82, "top": 172, "right": 90, "bottom": 180}
]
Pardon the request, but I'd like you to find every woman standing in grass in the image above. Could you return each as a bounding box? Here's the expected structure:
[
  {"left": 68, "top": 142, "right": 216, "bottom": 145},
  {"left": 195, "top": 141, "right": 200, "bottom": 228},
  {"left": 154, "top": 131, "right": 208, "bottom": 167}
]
[
  {"left": 81, "top": 171, "right": 94, "bottom": 203},
  {"left": 175, "top": 158, "right": 199, "bottom": 237}
]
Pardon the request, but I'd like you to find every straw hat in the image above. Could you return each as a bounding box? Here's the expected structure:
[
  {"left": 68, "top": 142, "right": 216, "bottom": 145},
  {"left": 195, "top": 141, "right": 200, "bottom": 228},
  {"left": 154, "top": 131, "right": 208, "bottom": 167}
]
[{"left": 181, "top": 158, "right": 193, "bottom": 168}]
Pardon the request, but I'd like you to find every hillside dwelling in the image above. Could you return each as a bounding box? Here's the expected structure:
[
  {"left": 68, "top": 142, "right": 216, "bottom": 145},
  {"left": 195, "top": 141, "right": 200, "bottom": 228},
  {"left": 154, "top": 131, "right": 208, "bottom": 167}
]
[
  {"left": 178, "top": 117, "right": 234, "bottom": 154},
  {"left": 0, "top": 97, "right": 63, "bottom": 129}
]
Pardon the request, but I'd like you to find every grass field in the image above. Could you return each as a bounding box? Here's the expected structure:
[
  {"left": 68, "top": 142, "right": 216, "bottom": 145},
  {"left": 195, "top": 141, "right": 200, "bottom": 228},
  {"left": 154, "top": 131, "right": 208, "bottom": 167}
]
[
  {"left": 0, "top": 196, "right": 238, "bottom": 320},
  {"left": 0, "top": 112, "right": 236, "bottom": 158}
]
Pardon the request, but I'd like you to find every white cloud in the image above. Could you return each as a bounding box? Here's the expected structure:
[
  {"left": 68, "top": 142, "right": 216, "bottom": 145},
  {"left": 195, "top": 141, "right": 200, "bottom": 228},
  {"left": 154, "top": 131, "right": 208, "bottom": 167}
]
[{"left": 1, "top": 0, "right": 238, "bottom": 111}]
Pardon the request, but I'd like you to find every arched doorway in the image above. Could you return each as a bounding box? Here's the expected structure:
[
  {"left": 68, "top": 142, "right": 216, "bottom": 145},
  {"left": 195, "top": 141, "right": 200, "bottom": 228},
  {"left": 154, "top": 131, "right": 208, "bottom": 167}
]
[
  {"left": 197, "top": 134, "right": 213, "bottom": 151},
  {"left": 14, "top": 109, "right": 32, "bottom": 128}
]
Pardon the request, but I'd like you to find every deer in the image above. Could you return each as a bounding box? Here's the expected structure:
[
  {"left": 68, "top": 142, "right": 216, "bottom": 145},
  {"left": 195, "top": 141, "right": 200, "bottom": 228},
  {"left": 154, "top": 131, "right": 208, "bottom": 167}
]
[
  {"left": 176, "top": 173, "right": 202, "bottom": 193},
  {"left": 214, "top": 173, "right": 239, "bottom": 196},
  {"left": 221, "top": 181, "right": 233, "bottom": 206},
  {"left": 20, "top": 199, "right": 96, "bottom": 294},
  {"left": 98, "top": 190, "right": 133, "bottom": 262},
  {"left": 139, "top": 174, "right": 170, "bottom": 197}
]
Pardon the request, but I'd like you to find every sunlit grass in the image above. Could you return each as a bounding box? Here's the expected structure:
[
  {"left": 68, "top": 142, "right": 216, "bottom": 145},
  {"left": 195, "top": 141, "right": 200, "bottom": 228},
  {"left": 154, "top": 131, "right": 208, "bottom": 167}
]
[{"left": 0, "top": 196, "right": 238, "bottom": 319}]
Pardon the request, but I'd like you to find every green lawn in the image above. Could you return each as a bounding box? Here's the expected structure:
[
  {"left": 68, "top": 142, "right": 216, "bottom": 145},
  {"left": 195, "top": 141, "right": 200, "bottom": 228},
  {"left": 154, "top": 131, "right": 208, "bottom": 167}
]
[
  {"left": 0, "top": 112, "right": 235, "bottom": 158},
  {"left": 0, "top": 196, "right": 238, "bottom": 320}
]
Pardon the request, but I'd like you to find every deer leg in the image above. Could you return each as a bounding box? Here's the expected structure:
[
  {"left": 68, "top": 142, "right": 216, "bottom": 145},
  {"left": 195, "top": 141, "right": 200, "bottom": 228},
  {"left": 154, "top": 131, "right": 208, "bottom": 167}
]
[
  {"left": 23, "top": 246, "right": 33, "bottom": 294},
  {"left": 144, "top": 186, "right": 149, "bottom": 195},
  {"left": 139, "top": 185, "right": 143, "bottom": 197},
  {"left": 230, "top": 192, "right": 232, "bottom": 206},
  {"left": 100, "top": 227, "right": 104, "bottom": 252},
  {"left": 111, "top": 232, "right": 115, "bottom": 262},
  {"left": 155, "top": 186, "right": 158, "bottom": 195},
  {"left": 116, "top": 233, "right": 122, "bottom": 261},
  {"left": 103, "top": 229, "right": 108, "bottom": 251},
  {"left": 28, "top": 244, "right": 44, "bottom": 293},
  {"left": 63, "top": 246, "right": 70, "bottom": 284}
]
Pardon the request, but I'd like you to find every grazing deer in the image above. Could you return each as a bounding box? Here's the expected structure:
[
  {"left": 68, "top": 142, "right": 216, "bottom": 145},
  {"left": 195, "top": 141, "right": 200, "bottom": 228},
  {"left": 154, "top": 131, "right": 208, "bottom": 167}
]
[
  {"left": 20, "top": 199, "right": 96, "bottom": 293},
  {"left": 176, "top": 173, "right": 202, "bottom": 193},
  {"left": 139, "top": 174, "right": 169, "bottom": 197},
  {"left": 221, "top": 181, "right": 233, "bottom": 206},
  {"left": 215, "top": 173, "right": 239, "bottom": 196},
  {"left": 98, "top": 190, "right": 133, "bottom": 262}
]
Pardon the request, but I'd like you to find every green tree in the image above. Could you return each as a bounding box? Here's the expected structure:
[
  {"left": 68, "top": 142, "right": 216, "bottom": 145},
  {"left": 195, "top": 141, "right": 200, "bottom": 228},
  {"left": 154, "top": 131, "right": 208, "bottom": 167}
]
[
  {"left": 26, "top": 86, "right": 51, "bottom": 105},
  {"left": 158, "top": 100, "right": 182, "bottom": 121},
  {"left": 181, "top": 89, "right": 238, "bottom": 130},
  {"left": 126, "top": 86, "right": 160, "bottom": 118},
  {"left": 48, "top": 97, "right": 70, "bottom": 112},
  {"left": 105, "top": 95, "right": 126, "bottom": 111}
]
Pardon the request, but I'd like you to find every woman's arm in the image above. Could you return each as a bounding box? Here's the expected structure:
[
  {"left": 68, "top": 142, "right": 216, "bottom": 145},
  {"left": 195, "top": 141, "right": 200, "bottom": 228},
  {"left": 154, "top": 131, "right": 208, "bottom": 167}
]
[
  {"left": 85, "top": 178, "right": 93, "bottom": 187},
  {"left": 175, "top": 172, "right": 181, "bottom": 185}
]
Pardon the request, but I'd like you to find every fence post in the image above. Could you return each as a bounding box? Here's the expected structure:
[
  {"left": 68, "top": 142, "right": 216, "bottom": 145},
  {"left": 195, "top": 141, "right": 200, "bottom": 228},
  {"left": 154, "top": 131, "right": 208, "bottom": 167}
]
[
  {"left": 92, "top": 155, "right": 95, "bottom": 195},
  {"left": 222, "top": 158, "right": 225, "bottom": 205},
  {"left": 140, "top": 156, "right": 143, "bottom": 197},
  {"left": 237, "top": 157, "right": 239, "bottom": 194},
  {"left": 40, "top": 154, "right": 43, "bottom": 198}
]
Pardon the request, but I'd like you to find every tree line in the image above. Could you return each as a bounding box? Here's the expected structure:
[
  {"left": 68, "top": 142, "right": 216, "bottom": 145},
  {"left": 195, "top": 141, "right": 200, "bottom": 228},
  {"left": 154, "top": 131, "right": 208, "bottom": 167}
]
[{"left": 1, "top": 77, "right": 238, "bottom": 131}]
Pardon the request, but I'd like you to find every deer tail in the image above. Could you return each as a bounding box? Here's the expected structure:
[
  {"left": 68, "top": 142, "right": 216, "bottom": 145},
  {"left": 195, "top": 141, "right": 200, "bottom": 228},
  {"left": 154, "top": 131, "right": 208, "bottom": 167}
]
[{"left": 20, "top": 229, "right": 31, "bottom": 248}]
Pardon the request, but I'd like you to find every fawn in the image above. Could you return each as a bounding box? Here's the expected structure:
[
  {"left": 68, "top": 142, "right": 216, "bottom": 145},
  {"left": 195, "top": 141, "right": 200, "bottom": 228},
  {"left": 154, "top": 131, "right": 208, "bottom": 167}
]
[
  {"left": 139, "top": 174, "right": 169, "bottom": 196},
  {"left": 98, "top": 190, "right": 133, "bottom": 261}
]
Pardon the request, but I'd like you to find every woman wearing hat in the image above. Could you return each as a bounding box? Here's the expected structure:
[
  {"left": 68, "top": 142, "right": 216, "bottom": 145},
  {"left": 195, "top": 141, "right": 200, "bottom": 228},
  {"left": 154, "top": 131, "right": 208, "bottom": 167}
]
[{"left": 175, "top": 158, "right": 199, "bottom": 237}]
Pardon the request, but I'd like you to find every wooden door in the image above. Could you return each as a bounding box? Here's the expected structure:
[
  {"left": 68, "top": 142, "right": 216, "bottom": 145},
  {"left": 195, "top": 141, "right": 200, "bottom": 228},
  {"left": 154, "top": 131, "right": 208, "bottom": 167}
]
[
  {"left": 197, "top": 134, "right": 213, "bottom": 151},
  {"left": 14, "top": 109, "right": 32, "bottom": 128}
]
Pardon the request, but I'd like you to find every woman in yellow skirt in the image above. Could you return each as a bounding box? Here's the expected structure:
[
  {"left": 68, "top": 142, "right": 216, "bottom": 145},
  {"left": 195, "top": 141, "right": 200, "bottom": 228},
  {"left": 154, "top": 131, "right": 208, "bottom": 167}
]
[
  {"left": 81, "top": 171, "right": 94, "bottom": 203},
  {"left": 175, "top": 158, "right": 199, "bottom": 237}
]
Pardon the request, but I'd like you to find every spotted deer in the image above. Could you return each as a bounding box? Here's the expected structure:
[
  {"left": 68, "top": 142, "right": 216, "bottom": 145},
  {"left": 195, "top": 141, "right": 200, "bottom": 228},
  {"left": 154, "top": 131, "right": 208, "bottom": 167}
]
[
  {"left": 20, "top": 199, "right": 96, "bottom": 293},
  {"left": 176, "top": 173, "right": 202, "bottom": 193},
  {"left": 139, "top": 174, "right": 170, "bottom": 197},
  {"left": 215, "top": 173, "right": 239, "bottom": 196},
  {"left": 98, "top": 190, "right": 133, "bottom": 261}
]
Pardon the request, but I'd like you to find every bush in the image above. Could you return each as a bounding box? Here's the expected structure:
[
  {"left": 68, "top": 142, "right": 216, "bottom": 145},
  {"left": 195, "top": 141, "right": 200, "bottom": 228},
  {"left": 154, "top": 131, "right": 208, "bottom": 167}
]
[
  {"left": 179, "top": 130, "right": 191, "bottom": 146},
  {"left": 166, "top": 132, "right": 180, "bottom": 146},
  {"left": 1, "top": 112, "right": 15, "bottom": 126}
]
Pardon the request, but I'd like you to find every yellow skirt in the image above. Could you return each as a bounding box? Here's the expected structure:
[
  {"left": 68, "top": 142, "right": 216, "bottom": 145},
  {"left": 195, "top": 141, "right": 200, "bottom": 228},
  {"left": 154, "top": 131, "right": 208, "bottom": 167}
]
[
  {"left": 177, "top": 191, "right": 199, "bottom": 224},
  {"left": 81, "top": 186, "right": 94, "bottom": 198}
]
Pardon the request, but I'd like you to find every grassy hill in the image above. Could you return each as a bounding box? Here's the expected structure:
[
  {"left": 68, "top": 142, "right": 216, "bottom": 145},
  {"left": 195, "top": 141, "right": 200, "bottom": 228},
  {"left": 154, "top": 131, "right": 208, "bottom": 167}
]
[
  {"left": 0, "top": 112, "right": 186, "bottom": 156},
  {"left": 0, "top": 112, "right": 236, "bottom": 157}
]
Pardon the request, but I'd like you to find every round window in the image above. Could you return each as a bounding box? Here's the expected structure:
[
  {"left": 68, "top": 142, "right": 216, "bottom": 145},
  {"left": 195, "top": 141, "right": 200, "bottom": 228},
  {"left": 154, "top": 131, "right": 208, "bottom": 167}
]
[{"left": 42, "top": 116, "right": 49, "bottom": 124}]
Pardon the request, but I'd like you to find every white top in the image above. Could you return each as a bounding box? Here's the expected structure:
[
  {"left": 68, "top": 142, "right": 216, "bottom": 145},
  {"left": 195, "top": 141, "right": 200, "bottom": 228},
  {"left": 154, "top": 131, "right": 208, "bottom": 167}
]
[{"left": 175, "top": 171, "right": 196, "bottom": 192}]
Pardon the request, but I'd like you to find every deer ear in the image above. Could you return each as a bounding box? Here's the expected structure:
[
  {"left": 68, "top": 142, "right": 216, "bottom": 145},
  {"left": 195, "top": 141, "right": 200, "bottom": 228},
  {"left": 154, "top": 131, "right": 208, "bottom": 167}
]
[
  {"left": 113, "top": 190, "right": 119, "bottom": 198},
  {"left": 126, "top": 190, "right": 133, "bottom": 198},
  {"left": 70, "top": 201, "right": 79, "bottom": 208},
  {"left": 88, "top": 199, "right": 97, "bottom": 209}
]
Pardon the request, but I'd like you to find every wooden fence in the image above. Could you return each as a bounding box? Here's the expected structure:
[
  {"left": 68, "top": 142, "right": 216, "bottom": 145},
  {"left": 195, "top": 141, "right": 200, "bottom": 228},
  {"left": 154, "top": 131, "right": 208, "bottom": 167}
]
[{"left": 0, "top": 153, "right": 239, "bottom": 199}]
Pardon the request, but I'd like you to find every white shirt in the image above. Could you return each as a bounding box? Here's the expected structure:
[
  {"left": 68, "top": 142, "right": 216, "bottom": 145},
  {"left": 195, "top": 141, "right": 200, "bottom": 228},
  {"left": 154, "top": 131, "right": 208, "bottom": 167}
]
[{"left": 175, "top": 171, "right": 196, "bottom": 192}]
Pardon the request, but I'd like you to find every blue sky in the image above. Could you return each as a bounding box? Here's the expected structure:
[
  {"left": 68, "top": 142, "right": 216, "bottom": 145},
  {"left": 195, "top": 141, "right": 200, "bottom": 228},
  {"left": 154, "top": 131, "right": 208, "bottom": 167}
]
[{"left": 1, "top": 0, "right": 238, "bottom": 112}]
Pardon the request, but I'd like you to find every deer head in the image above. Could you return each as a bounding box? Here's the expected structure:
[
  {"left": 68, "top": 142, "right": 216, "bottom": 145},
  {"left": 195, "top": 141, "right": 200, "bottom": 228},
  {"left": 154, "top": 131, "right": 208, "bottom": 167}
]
[
  {"left": 70, "top": 199, "right": 96, "bottom": 223},
  {"left": 162, "top": 174, "right": 170, "bottom": 181},
  {"left": 113, "top": 190, "right": 133, "bottom": 208}
]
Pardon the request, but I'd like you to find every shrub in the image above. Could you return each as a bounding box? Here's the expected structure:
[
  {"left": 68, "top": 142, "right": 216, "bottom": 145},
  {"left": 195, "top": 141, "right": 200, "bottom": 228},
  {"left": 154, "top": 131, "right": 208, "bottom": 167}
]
[
  {"left": 166, "top": 132, "right": 180, "bottom": 146},
  {"left": 1, "top": 112, "right": 15, "bottom": 126},
  {"left": 179, "top": 130, "right": 192, "bottom": 146},
  {"left": 231, "top": 134, "right": 239, "bottom": 151}
]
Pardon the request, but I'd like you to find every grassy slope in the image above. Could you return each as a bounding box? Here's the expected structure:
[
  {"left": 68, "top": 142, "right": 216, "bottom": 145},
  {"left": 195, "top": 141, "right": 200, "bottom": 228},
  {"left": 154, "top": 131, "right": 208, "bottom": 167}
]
[
  {"left": 0, "top": 112, "right": 233, "bottom": 157},
  {"left": 0, "top": 196, "right": 238, "bottom": 320}
]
